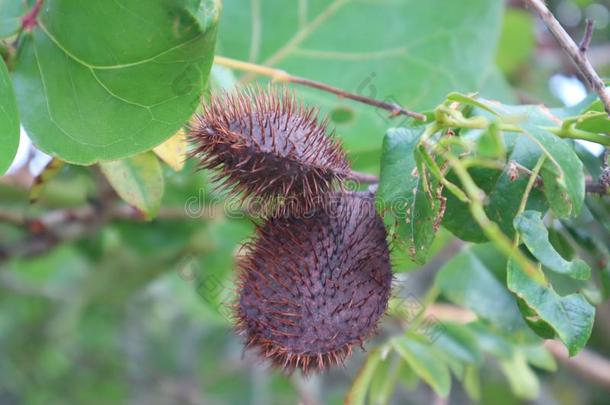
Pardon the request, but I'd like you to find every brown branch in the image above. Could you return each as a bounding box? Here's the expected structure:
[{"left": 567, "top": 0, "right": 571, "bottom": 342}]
[
  {"left": 346, "top": 170, "right": 378, "bottom": 184},
  {"left": 213, "top": 56, "right": 427, "bottom": 121},
  {"left": 0, "top": 204, "right": 218, "bottom": 263},
  {"left": 544, "top": 340, "right": 610, "bottom": 390},
  {"left": 586, "top": 181, "right": 609, "bottom": 195},
  {"left": 524, "top": 0, "right": 610, "bottom": 116},
  {"left": 343, "top": 166, "right": 610, "bottom": 195},
  {"left": 578, "top": 19, "right": 594, "bottom": 54},
  {"left": 289, "top": 76, "right": 427, "bottom": 121}
]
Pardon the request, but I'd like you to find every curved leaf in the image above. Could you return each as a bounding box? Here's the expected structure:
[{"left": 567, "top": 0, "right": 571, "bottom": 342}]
[
  {"left": 522, "top": 124, "right": 585, "bottom": 218},
  {"left": 11, "top": 0, "right": 219, "bottom": 164},
  {"left": 0, "top": 57, "right": 19, "bottom": 175},
  {"left": 514, "top": 211, "right": 591, "bottom": 280},
  {"left": 432, "top": 322, "right": 483, "bottom": 366},
  {"left": 345, "top": 349, "right": 381, "bottom": 405},
  {"left": 391, "top": 336, "right": 451, "bottom": 398},
  {"left": 153, "top": 129, "right": 187, "bottom": 172},
  {"left": 377, "top": 127, "right": 442, "bottom": 264},
  {"left": 507, "top": 259, "right": 595, "bottom": 356},
  {"left": 499, "top": 350, "right": 540, "bottom": 399},
  {"left": 100, "top": 152, "right": 164, "bottom": 220}
]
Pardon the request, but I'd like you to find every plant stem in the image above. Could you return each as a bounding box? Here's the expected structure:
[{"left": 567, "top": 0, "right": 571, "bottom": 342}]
[
  {"left": 549, "top": 126, "right": 610, "bottom": 146},
  {"left": 346, "top": 170, "right": 378, "bottom": 184},
  {"left": 515, "top": 156, "right": 546, "bottom": 218},
  {"left": 21, "top": 0, "right": 44, "bottom": 31},
  {"left": 442, "top": 152, "right": 545, "bottom": 283},
  {"left": 524, "top": 0, "right": 610, "bottom": 116},
  {"left": 513, "top": 156, "right": 546, "bottom": 248},
  {"left": 213, "top": 55, "right": 427, "bottom": 121}
]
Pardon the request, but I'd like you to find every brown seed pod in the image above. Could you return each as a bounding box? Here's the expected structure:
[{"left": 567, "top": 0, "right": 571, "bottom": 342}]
[
  {"left": 235, "top": 192, "right": 392, "bottom": 374},
  {"left": 188, "top": 86, "right": 350, "bottom": 215}
]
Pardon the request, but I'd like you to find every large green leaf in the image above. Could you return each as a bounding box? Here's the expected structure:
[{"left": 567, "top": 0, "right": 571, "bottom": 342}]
[
  {"left": 514, "top": 211, "right": 591, "bottom": 280},
  {"left": 11, "top": 0, "right": 219, "bottom": 164},
  {"left": 0, "top": 57, "right": 19, "bottom": 175},
  {"left": 507, "top": 259, "right": 595, "bottom": 356},
  {"left": 436, "top": 246, "right": 527, "bottom": 332},
  {"left": 100, "top": 152, "right": 164, "bottom": 220},
  {"left": 377, "top": 127, "right": 442, "bottom": 264},
  {"left": 391, "top": 336, "right": 451, "bottom": 398},
  {"left": 0, "top": 0, "right": 26, "bottom": 38},
  {"left": 218, "top": 0, "right": 505, "bottom": 170}
]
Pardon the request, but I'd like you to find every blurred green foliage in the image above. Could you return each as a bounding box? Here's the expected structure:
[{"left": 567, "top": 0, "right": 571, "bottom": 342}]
[{"left": 1, "top": 0, "right": 610, "bottom": 404}]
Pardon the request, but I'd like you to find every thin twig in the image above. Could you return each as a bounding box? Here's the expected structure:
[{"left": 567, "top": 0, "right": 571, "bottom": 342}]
[
  {"left": 544, "top": 340, "right": 610, "bottom": 390},
  {"left": 346, "top": 170, "right": 378, "bottom": 184},
  {"left": 21, "top": 0, "right": 44, "bottom": 31},
  {"left": 213, "top": 56, "right": 427, "bottom": 121},
  {"left": 0, "top": 204, "right": 219, "bottom": 262},
  {"left": 338, "top": 164, "right": 610, "bottom": 195},
  {"left": 579, "top": 19, "right": 595, "bottom": 53},
  {"left": 524, "top": 0, "right": 610, "bottom": 115}
]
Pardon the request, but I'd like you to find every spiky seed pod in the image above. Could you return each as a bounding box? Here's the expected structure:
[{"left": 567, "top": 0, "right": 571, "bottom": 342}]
[
  {"left": 188, "top": 86, "right": 350, "bottom": 215},
  {"left": 235, "top": 192, "right": 392, "bottom": 374}
]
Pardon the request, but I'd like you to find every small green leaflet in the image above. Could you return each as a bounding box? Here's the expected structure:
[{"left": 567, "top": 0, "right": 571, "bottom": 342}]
[
  {"left": 514, "top": 211, "right": 591, "bottom": 280},
  {"left": 507, "top": 259, "right": 595, "bottom": 356},
  {"left": 377, "top": 128, "right": 443, "bottom": 264},
  {"left": 432, "top": 322, "right": 482, "bottom": 367},
  {"left": 499, "top": 350, "right": 540, "bottom": 399},
  {"left": 391, "top": 336, "right": 451, "bottom": 398},
  {"left": 100, "top": 152, "right": 164, "bottom": 220},
  {"left": 345, "top": 349, "right": 381, "bottom": 405}
]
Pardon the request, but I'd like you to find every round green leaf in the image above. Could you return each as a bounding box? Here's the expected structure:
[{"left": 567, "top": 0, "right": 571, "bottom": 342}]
[
  {"left": 0, "top": 57, "right": 19, "bottom": 175},
  {"left": 11, "top": 0, "right": 219, "bottom": 164},
  {"left": 0, "top": 0, "right": 26, "bottom": 38}
]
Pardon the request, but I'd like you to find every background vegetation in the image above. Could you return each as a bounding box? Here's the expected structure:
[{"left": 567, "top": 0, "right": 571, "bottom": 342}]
[{"left": 1, "top": 0, "right": 610, "bottom": 404}]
